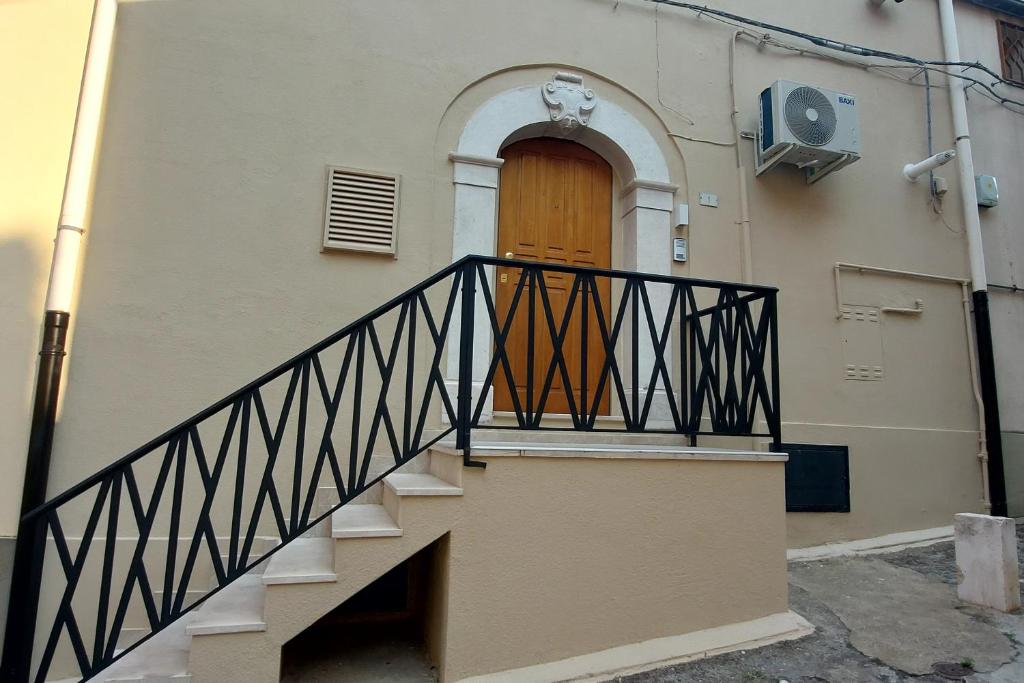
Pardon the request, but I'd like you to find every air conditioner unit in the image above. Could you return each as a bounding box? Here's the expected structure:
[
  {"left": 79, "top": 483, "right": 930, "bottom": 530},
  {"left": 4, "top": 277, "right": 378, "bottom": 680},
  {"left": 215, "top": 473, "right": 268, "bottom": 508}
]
[{"left": 756, "top": 80, "right": 861, "bottom": 184}]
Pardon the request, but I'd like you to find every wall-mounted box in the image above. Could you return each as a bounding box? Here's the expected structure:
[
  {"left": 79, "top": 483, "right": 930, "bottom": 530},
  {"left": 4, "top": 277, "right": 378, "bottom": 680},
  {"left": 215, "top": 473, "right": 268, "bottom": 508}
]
[
  {"left": 674, "top": 203, "right": 689, "bottom": 227},
  {"left": 673, "top": 237, "right": 688, "bottom": 263},
  {"left": 976, "top": 174, "right": 999, "bottom": 208}
]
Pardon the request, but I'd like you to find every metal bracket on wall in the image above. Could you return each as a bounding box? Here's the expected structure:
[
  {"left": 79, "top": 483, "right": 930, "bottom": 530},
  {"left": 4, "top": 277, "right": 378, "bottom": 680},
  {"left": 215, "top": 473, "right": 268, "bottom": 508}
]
[
  {"left": 754, "top": 143, "right": 797, "bottom": 177},
  {"left": 806, "top": 153, "right": 855, "bottom": 185}
]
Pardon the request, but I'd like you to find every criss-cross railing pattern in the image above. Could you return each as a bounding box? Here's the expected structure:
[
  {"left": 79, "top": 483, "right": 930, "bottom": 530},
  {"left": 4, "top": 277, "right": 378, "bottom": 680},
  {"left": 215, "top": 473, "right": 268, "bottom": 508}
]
[
  {"left": 463, "top": 259, "right": 780, "bottom": 442},
  {"left": 2, "top": 256, "right": 780, "bottom": 683}
]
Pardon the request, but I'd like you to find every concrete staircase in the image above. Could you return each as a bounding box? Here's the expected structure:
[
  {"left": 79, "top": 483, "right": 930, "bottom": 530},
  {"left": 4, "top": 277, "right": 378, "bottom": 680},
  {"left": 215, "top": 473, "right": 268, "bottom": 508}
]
[
  {"left": 90, "top": 449, "right": 465, "bottom": 683},
  {"left": 77, "top": 431, "right": 791, "bottom": 683}
]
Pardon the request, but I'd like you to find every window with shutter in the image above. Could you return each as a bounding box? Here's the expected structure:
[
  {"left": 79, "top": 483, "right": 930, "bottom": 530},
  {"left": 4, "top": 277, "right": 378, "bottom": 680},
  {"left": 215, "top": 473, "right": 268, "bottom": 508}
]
[
  {"left": 322, "top": 166, "right": 400, "bottom": 256},
  {"left": 999, "top": 20, "right": 1024, "bottom": 86}
]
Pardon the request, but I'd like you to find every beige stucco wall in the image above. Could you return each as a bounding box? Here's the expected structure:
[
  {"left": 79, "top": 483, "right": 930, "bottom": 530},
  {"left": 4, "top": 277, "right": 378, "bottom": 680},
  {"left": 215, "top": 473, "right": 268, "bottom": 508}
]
[
  {"left": 3, "top": 0, "right": 997, "bottom": 555},
  {"left": 0, "top": 2, "right": 92, "bottom": 644},
  {"left": 441, "top": 455, "right": 787, "bottom": 681},
  {"left": 956, "top": 2, "right": 1024, "bottom": 516},
  {"left": 185, "top": 453, "right": 788, "bottom": 683}
]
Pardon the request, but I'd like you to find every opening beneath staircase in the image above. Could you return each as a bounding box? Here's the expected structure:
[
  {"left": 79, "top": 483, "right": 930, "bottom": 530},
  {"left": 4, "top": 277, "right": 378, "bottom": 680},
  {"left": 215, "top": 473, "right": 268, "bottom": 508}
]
[{"left": 280, "top": 535, "right": 449, "bottom": 682}]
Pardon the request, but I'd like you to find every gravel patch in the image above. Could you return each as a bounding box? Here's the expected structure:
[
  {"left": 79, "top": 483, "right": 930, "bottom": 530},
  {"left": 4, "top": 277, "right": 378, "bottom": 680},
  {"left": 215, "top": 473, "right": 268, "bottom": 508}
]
[{"left": 884, "top": 524, "right": 1024, "bottom": 587}]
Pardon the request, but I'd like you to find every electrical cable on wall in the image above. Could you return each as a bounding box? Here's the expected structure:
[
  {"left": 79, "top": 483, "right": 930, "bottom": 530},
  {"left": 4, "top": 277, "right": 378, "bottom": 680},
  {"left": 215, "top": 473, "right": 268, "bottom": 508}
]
[
  {"left": 639, "top": 0, "right": 1011, "bottom": 516},
  {"left": 644, "top": 0, "right": 1024, "bottom": 115},
  {"left": 642, "top": 0, "right": 1023, "bottom": 230}
]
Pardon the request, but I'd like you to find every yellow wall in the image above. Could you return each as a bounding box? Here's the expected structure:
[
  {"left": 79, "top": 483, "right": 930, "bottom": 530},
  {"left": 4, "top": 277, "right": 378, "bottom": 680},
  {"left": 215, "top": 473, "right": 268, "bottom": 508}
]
[{"left": 0, "top": 0, "right": 92, "bottom": 537}]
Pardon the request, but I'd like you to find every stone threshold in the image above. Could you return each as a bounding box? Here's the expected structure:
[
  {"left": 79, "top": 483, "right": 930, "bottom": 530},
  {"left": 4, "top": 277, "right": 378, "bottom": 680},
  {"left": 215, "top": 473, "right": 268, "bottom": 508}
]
[
  {"left": 433, "top": 442, "right": 787, "bottom": 463},
  {"left": 452, "top": 611, "right": 813, "bottom": 683}
]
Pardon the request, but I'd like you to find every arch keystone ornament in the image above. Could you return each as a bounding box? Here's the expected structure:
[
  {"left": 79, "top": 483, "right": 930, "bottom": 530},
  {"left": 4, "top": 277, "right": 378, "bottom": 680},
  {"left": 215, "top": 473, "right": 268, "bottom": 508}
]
[{"left": 542, "top": 72, "right": 596, "bottom": 129}]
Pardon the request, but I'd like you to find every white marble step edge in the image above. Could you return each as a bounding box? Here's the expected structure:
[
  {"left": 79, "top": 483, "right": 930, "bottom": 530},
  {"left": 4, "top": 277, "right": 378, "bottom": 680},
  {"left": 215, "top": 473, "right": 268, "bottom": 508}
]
[
  {"left": 105, "top": 675, "right": 191, "bottom": 683},
  {"left": 383, "top": 473, "right": 463, "bottom": 496},
  {"left": 186, "top": 574, "right": 266, "bottom": 636},
  {"left": 332, "top": 504, "right": 403, "bottom": 538},
  {"left": 90, "top": 614, "right": 195, "bottom": 683},
  {"left": 262, "top": 537, "right": 337, "bottom": 585}
]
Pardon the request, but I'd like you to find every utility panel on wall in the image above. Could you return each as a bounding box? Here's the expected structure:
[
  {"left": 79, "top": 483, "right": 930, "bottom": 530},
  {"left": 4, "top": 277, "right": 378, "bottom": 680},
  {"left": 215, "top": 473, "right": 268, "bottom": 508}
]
[
  {"left": 322, "top": 166, "right": 400, "bottom": 256},
  {"left": 840, "top": 305, "right": 884, "bottom": 381}
]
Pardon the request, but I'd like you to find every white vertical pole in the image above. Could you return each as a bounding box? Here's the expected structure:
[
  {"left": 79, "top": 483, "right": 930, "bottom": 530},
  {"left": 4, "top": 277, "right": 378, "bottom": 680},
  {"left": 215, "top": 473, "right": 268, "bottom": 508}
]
[
  {"left": 937, "top": 0, "right": 987, "bottom": 293},
  {"left": 44, "top": 0, "right": 118, "bottom": 313}
]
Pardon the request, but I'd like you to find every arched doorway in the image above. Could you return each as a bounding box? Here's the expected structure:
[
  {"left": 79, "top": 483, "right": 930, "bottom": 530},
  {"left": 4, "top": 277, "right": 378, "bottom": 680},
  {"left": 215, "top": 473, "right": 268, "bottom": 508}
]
[
  {"left": 445, "top": 72, "right": 679, "bottom": 425},
  {"left": 492, "top": 138, "right": 613, "bottom": 415}
]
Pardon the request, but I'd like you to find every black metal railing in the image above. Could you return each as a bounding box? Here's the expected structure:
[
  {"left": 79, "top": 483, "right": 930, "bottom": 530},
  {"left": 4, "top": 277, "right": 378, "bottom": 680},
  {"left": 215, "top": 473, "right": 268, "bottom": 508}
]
[{"left": 1, "top": 255, "right": 780, "bottom": 683}]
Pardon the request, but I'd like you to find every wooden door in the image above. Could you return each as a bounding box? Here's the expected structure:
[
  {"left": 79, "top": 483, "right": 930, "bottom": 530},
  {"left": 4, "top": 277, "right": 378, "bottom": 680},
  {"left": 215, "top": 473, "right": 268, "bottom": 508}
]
[{"left": 493, "top": 138, "right": 613, "bottom": 416}]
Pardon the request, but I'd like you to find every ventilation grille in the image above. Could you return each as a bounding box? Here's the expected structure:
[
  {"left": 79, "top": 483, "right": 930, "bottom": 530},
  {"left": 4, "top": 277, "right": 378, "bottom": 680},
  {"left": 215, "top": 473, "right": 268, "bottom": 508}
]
[
  {"left": 323, "top": 166, "right": 399, "bottom": 255},
  {"left": 784, "top": 86, "right": 837, "bottom": 147}
]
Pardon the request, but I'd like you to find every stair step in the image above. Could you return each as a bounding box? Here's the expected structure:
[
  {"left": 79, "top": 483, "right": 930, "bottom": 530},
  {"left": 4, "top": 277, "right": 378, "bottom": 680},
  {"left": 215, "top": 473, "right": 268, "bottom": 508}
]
[
  {"left": 262, "top": 537, "right": 337, "bottom": 585},
  {"left": 96, "top": 616, "right": 193, "bottom": 682},
  {"left": 114, "top": 626, "right": 148, "bottom": 650},
  {"left": 332, "top": 504, "right": 402, "bottom": 538},
  {"left": 216, "top": 539, "right": 277, "bottom": 582},
  {"left": 383, "top": 473, "right": 463, "bottom": 496},
  {"left": 106, "top": 676, "right": 191, "bottom": 682},
  {"left": 448, "top": 428, "right": 693, "bottom": 447},
  {"left": 186, "top": 575, "right": 266, "bottom": 636}
]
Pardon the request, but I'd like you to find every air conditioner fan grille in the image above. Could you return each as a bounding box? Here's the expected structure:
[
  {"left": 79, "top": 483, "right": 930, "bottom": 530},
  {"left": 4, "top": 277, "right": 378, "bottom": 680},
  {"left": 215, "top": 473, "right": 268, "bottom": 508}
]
[{"left": 785, "top": 86, "right": 837, "bottom": 147}]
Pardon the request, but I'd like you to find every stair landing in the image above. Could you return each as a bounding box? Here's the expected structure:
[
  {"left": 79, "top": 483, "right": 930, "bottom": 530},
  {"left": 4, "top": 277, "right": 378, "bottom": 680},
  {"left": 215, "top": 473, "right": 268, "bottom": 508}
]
[{"left": 432, "top": 441, "right": 786, "bottom": 463}]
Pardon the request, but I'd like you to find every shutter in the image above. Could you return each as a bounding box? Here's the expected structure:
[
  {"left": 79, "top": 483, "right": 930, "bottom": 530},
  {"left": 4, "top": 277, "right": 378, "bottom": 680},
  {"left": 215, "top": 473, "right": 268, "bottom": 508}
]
[{"left": 322, "top": 166, "right": 400, "bottom": 255}]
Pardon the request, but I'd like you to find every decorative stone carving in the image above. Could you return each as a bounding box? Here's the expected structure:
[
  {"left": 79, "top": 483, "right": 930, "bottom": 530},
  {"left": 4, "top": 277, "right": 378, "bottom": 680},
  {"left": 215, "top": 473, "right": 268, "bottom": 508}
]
[{"left": 542, "top": 72, "right": 597, "bottom": 129}]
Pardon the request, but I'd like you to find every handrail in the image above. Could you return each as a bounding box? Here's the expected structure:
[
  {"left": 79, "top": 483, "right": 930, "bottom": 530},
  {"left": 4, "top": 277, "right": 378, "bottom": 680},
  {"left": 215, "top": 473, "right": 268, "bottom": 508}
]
[
  {"left": 25, "top": 257, "right": 778, "bottom": 521},
  {"left": 2, "top": 256, "right": 781, "bottom": 683},
  {"left": 471, "top": 255, "right": 779, "bottom": 293},
  {"left": 21, "top": 256, "right": 477, "bottom": 520}
]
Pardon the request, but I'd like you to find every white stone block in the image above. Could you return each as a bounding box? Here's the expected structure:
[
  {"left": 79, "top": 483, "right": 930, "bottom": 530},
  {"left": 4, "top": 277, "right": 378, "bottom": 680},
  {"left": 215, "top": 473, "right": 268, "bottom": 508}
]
[{"left": 954, "top": 513, "right": 1021, "bottom": 612}]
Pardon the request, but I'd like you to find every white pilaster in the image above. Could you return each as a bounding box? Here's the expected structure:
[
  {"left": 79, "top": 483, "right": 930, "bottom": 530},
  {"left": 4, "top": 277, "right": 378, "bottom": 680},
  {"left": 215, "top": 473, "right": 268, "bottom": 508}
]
[
  {"left": 446, "top": 153, "right": 504, "bottom": 424},
  {"left": 621, "top": 180, "right": 677, "bottom": 425}
]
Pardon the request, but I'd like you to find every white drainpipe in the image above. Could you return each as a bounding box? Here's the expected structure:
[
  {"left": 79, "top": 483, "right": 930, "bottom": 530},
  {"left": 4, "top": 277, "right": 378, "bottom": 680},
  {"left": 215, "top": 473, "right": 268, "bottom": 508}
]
[
  {"left": 936, "top": 0, "right": 1007, "bottom": 516},
  {"left": 45, "top": 0, "right": 118, "bottom": 313},
  {"left": 937, "top": 0, "right": 987, "bottom": 293},
  {"left": 2, "top": 2, "right": 120, "bottom": 675}
]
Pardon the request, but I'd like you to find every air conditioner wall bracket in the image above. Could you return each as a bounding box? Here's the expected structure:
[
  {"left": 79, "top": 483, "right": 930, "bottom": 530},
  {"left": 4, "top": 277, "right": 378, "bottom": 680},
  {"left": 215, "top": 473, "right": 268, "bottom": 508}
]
[
  {"left": 805, "top": 153, "right": 856, "bottom": 185},
  {"left": 754, "top": 143, "right": 797, "bottom": 177}
]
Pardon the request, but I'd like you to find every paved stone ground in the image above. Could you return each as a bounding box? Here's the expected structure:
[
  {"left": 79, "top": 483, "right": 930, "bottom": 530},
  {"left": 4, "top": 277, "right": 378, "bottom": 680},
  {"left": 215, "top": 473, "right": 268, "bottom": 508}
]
[{"left": 618, "top": 526, "right": 1024, "bottom": 683}]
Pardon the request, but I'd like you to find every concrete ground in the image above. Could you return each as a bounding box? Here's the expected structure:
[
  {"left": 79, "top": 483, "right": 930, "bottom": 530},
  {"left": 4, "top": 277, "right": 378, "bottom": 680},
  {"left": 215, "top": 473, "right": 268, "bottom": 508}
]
[
  {"left": 280, "top": 620, "right": 436, "bottom": 683},
  {"left": 619, "top": 526, "right": 1024, "bottom": 683},
  {"left": 275, "top": 528, "right": 1022, "bottom": 682}
]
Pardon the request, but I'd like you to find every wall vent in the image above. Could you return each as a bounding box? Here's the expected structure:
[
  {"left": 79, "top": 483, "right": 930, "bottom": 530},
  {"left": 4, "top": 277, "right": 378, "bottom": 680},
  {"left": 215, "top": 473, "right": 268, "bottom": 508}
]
[{"left": 323, "top": 166, "right": 400, "bottom": 255}]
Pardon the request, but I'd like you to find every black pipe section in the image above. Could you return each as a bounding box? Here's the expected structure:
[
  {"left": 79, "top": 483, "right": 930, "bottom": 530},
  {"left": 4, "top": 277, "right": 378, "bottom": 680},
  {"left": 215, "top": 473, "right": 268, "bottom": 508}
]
[
  {"left": 1, "top": 310, "right": 69, "bottom": 682},
  {"left": 973, "top": 291, "right": 1008, "bottom": 517}
]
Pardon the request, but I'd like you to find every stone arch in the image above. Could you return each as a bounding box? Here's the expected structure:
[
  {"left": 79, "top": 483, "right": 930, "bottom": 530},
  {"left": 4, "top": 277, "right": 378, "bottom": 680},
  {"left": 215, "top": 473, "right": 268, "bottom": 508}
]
[{"left": 446, "top": 71, "right": 678, "bottom": 422}]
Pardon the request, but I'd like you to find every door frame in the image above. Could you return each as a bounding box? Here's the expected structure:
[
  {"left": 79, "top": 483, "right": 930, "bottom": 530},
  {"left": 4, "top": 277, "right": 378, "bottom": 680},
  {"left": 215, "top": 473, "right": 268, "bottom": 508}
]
[{"left": 445, "top": 74, "right": 678, "bottom": 426}]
